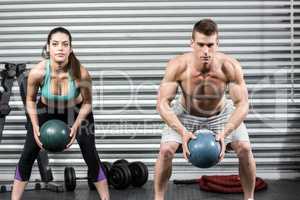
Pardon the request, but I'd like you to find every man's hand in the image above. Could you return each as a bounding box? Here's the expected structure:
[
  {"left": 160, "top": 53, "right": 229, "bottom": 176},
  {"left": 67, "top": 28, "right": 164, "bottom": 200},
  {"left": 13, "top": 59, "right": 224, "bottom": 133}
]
[
  {"left": 182, "top": 131, "right": 196, "bottom": 160},
  {"left": 215, "top": 133, "right": 226, "bottom": 161}
]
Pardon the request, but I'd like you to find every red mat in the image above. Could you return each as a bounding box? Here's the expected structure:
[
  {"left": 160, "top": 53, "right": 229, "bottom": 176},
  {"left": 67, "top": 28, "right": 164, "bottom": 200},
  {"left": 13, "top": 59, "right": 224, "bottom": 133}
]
[{"left": 198, "top": 175, "right": 267, "bottom": 193}]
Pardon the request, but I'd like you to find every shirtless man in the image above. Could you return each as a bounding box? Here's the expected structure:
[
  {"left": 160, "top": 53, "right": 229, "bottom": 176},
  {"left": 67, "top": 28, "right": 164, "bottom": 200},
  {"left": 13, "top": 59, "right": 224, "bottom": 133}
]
[{"left": 154, "top": 19, "right": 256, "bottom": 200}]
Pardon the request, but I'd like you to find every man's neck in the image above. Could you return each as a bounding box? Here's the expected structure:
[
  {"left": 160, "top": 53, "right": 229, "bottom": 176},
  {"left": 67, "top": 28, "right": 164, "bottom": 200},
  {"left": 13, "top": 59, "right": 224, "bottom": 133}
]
[
  {"left": 193, "top": 61, "right": 213, "bottom": 75},
  {"left": 201, "top": 63, "right": 211, "bottom": 74}
]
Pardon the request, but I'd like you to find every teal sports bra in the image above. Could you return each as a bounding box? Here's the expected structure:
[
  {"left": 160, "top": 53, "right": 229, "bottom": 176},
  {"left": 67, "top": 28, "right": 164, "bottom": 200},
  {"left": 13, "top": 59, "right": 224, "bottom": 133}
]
[{"left": 40, "top": 60, "right": 80, "bottom": 101}]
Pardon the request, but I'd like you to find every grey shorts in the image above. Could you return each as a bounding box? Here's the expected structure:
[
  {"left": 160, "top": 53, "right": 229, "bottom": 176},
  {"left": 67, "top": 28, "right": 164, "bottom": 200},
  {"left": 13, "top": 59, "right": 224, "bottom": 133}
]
[{"left": 161, "top": 99, "right": 250, "bottom": 146}]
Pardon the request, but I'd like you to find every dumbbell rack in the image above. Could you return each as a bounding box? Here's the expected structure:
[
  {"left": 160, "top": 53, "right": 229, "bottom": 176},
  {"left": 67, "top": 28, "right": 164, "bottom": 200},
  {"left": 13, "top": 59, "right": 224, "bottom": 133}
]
[
  {"left": 0, "top": 62, "right": 63, "bottom": 193},
  {"left": 0, "top": 180, "right": 63, "bottom": 193},
  {"left": 64, "top": 159, "right": 149, "bottom": 191}
]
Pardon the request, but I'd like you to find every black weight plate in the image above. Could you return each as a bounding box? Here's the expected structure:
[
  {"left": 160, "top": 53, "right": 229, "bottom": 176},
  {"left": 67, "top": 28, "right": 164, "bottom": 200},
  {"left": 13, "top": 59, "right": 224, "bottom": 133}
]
[
  {"left": 129, "top": 161, "right": 148, "bottom": 187},
  {"left": 64, "top": 166, "right": 76, "bottom": 191},
  {"left": 109, "top": 164, "right": 132, "bottom": 190}
]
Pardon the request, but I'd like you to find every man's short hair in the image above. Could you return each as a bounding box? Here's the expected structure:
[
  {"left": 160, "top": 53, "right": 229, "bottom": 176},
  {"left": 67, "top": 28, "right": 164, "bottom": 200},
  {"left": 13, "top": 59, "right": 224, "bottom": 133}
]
[{"left": 192, "top": 19, "right": 219, "bottom": 39}]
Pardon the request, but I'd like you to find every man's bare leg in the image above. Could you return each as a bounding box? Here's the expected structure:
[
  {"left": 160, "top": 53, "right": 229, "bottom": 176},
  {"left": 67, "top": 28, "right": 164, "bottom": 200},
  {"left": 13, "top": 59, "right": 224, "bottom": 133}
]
[
  {"left": 232, "top": 141, "right": 256, "bottom": 200},
  {"left": 154, "top": 142, "right": 179, "bottom": 200}
]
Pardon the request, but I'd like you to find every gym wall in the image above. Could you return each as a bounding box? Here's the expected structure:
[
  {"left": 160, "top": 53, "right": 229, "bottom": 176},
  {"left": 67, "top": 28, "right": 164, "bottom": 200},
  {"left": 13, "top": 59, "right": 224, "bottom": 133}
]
[{"left": 0, "top": 0, "right": 299, "bottom": 181}]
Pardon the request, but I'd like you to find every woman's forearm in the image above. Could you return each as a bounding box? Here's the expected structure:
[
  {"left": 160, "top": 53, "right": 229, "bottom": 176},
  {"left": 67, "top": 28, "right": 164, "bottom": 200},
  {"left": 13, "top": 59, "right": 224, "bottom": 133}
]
[
  {"left": 26, "top": 100, "right": 39, "bottom": 129},
  {"left": 73, "top": 102, "right": 92, "bottom": 128}
]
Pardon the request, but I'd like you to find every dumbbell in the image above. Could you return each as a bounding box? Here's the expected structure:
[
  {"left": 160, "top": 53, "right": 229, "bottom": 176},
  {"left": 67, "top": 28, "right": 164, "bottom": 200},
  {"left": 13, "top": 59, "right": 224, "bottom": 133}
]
[
  {"left": 64, "top": 161, "right": 111, "bottom": 191},
  {"left": 108, "top": 159, "right": 148, "bottom": 190}
]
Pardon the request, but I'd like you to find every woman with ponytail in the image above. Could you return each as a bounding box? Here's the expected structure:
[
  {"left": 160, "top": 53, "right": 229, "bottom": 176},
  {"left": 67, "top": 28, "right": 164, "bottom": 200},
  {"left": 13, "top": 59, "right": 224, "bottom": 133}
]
[{"left": 11, "top": 27, "right": 110, "bottom": 200}]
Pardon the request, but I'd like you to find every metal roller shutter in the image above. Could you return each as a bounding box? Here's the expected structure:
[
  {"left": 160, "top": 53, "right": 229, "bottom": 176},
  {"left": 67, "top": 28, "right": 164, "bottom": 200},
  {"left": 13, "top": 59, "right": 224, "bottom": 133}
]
[{"left": 0, "top": 0, "right": 299, "bottom": 181}]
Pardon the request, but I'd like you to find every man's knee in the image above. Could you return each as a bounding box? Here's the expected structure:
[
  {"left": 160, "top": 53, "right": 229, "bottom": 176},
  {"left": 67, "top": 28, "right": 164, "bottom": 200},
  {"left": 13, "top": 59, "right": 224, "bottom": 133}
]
[
  {"left": 233, "top": 141, "right": 253, "bottom": 160},
  {"left": 158, "top": 144, "right": 177, "bottom": 160}
]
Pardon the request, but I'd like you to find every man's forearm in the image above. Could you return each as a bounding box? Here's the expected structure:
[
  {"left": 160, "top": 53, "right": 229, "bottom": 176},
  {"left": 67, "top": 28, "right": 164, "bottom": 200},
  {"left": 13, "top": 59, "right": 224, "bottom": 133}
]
[
  {"left": 158, "top": 101, "right": 186, "bottom": 136},
  {"left": 222, "top": 102, "right": 249, "bottom": 137}
]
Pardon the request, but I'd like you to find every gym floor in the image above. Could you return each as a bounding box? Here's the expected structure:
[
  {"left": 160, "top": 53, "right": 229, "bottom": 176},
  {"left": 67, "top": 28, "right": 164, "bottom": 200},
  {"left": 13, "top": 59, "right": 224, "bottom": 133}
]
[{"left": 1, "top": 179, "right": 300, "bottom": 200}]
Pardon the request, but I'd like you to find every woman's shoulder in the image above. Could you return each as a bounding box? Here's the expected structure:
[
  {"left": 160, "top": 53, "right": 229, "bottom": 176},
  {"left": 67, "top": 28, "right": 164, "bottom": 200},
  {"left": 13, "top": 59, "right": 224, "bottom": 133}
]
[
  {"left": 28, "top": 60, "right": 47, "bottom": 82},
  {"left": 79, "top": 64, "right": 91, "bottom": 80},
  {"left": 32, "top": 60, "right": 47, "bottom": 71}
]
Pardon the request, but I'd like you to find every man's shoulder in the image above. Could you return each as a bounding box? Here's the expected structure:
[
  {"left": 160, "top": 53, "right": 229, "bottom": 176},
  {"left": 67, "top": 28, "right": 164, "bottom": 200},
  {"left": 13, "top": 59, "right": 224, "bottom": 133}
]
[
  {"left": 217, "top": 52, "right": 240, "bottom": 68},
  {"left": 167, "top": 53, "right": 190, "bottom": 70},
  {"left": 169, "top": 52, "right": 190, "bottom": 63},
  {"left": 216, "top": 52, "right": 243, "bottom": 82}
]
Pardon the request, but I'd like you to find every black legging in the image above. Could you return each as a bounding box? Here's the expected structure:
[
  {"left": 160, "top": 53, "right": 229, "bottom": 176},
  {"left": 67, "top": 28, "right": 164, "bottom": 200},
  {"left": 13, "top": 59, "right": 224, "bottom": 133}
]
[{"left": 14, "top": 100, "right": 106, "bottom": 182}]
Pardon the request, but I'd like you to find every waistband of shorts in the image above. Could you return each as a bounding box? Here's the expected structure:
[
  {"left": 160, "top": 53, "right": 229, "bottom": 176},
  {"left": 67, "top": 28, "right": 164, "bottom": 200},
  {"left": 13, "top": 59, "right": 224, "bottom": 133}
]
[{"left": 173, "top": 98, "right": 232, "bottom": 118}]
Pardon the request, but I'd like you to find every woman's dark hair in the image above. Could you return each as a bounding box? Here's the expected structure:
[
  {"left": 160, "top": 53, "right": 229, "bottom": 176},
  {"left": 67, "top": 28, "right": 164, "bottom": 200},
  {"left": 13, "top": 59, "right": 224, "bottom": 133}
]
[{"left": 41, "top": 27, "right": 81, "bottom": 80}]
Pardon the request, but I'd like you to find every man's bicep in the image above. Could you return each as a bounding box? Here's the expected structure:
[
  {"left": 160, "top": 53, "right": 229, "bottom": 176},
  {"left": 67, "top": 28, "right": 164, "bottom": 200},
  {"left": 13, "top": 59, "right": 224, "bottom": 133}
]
[
  {"left": 229, "top": 81, "right": 248, "bottom": 105},
  {"left": 158, "top": 80, "right": 178, "bottom": 101},
  {"left": 228, "top": 64, "right": 248, "bottom": 105},
  {"left": 157, "top": 79, "right": 178, "bottom": 116},
  {"left": 158, "top": 61, "right": 180, "bottom": 101}
]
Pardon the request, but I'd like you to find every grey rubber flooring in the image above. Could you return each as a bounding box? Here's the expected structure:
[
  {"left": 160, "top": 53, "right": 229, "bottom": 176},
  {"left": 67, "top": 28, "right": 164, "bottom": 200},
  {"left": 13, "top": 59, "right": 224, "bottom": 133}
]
[{"left": 1, "top": 179, "right": 300, "bottom": 200}]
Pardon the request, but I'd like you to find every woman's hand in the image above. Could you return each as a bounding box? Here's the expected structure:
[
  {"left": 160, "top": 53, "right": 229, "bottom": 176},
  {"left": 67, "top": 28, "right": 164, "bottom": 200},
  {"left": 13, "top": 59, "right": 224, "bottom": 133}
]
[
  {"left": 66, "top": 125, "right": 78, "bottom": 148},
  {"left": 33, "top": 125, "right": 44, "bottom": 150}
]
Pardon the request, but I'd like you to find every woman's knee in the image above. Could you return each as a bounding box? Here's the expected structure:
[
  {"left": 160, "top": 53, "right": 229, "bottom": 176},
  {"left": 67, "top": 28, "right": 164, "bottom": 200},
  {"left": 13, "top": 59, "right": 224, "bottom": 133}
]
[{"left": 88, "top": 163, "right": 106, "bottom": 183}]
